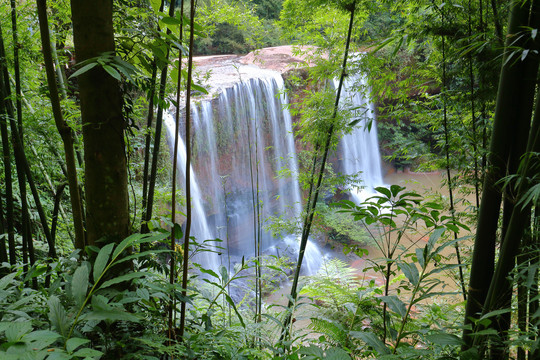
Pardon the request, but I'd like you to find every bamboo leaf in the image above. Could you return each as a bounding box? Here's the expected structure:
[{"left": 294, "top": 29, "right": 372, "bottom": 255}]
[
  {"left": 103, "top": 64, "right": 121, "bottom": 81},
  {"left": 415, "top": 248, "right": 425, "bottom": 268},
  {"left": 427, "top": 227, "right": 445, "bottom": 250},
  {"left": 479, "top": 308, "right": 511, "bottom": 320},
  {"left": 199, "top": 267, "right": 220, "bottom": 279},
  {"left": 69, "top": 62, "right": 98, "bottom": 78}
]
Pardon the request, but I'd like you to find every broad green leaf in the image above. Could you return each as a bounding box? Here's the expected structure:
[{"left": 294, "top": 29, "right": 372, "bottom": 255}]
[
  {"left": 350, "top": 331, "right": 390, "bottom": 354},
  {"left": 174, "top": 223, "right": 183, "bottom": 239},
  {"left": 72, "top": 348, "right": 104, "bottom": 357},
  {"left": 99, "top": 272, "right": 150, "bottom": 289},
  {"left": 219, "top": 265, "right": 229, "bottom": 284},
  {"left": 84, "top": 309, "right": 139, "bottom": 322},
  {"left": 93, "top": 243, "right": 114, "bottom": 283},
  {"left": 5, "top": 321, "right": 32, "bottom": 342},
  {"left": 380, "top": 296, "right": 407, "bottom": 318},
  {"left": 0, "top": 272, "right": 17, "bottom": 290},
  {"left": 66, "top": 338, "right": 90, "bottom": 353},
  {"left": 71, "top": 265, "right": 89, "bottom": 308},
  {"left": 24, "top": 330, "right": 61, "bottom": 350},
  {"left": 390, "top": 184, "right": 404, "bottom": 197},
  {"left": 69, "top": 62, "right": 98, "bottom": 78},
  {"left": 112, "top": 233, "right": 143, "bottom": 259},
  {"left": 325, "top": 347, "right": 351, "bottom": 360},
  {"left": 427, "top": 227, "right": 445, "bottom": 250},
  {"left": 48, "top": 296, "right": 69, "bottom": 337},
  {"left": 400, "top": 262, "right": 419, "bottom": 286},
  {"left": 298, "top": 344, "right": 324, "bottom": 357},
  {"left": 191, "top": 83, "right": 209, "bottom": 95},
  {"left": 149, "top": 0, "right": 161, "bottom": 12},
  {"left": 45, "top": 351, "right": 71, "bottom": 360},
  {"left": 160, "top": 16, "right": 183, "bottom": 25},
  {"left": 425, "top": 332, "right": 464, "bottom": 346},
  {"left": 415, "top": 248, "right": 425, "bottom": 268},
  {"left": 375, "top": 186, "right": 391, "bottom": 199}
]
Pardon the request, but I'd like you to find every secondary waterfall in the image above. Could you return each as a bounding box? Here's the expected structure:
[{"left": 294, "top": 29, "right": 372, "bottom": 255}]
[
  {"left": 336, "top": 72, "right": 384, "bottom": 203},
  {"left": 164, "top": 65, "right": 383, "bottom": 272}
]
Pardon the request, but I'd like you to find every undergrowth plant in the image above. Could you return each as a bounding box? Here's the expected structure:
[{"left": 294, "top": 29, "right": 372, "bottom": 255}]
[
  {"left": 0, "top": 232, "right": 175, "bottom": 359},
  {"left": 291, "top": 185, "right": 470, "bottom": 358}
]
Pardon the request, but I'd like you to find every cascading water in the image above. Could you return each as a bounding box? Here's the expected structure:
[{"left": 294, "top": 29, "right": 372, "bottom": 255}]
[
  {"left": 164, "top": 61, "right": 383, "bottom": 273},
  {"left": 165, "top": 68, "right": 322, "bottom": 272},
  {"left": 163, "top": 112, "right": 220, "bottom": 268},
  {"left": 336, "top": 71, "right": 384, "bottom": 203}
]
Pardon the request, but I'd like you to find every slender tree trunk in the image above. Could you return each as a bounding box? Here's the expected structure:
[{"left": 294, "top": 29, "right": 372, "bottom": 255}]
[
  {"left": 490, "top": 0, "right": 504, "bottom": 45},
  {"left": 37, "top": 0, "right": 86, "bottom": 249},
  {"left": 142, "top": 1, "right": 176, "bottom": 232},
  {"left": 0, "top": 188, "right": 6, "bottom": 265},
  {"left": 0, "top": 22, "right": 16, "bottom": 265},
  {"left": 71, "top": 0, "right": 129, "bottom": 246},
  {"left": 12, "top": 0, "right": 35, "bottom": 279},
  {"left": 140, "top": 0, "right": 164, "bottom": 234},
  {"left": 281, "top": 2, "right": 356, "bottom": 342},
  {"left": 179, "top": 0, "right": 196, "bottom": 339},
  {"left": 0, "top": 23, "right": 56, "bottom": 259},
  {"left": 169, "top": 0, "right": 184, "bottom": 341}
]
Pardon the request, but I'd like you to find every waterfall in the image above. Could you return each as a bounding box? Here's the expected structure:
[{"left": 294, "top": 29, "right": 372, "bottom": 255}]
[
  {"left": 336, "top": 72, "right": 384, "bottom": 203},
  {"left": 165, "top": 70, "right": 322, "bottom": 272},
  {"left": 164, "top": 65, "right": 382, "bottom": 273},
  {"left": 163, "top": 112, "right": 220, "bottom": 269}
]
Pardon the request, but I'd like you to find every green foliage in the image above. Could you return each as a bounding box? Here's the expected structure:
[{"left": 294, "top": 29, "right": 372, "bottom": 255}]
[
  {"left": 195, "top": 0, "right": 283, "bottom": 55},
  {"left": 315, "top": 203, "right": 370, "bottom": 245},
  {"left": 0, "top": 232, "right": 173, "bottom": 358}
]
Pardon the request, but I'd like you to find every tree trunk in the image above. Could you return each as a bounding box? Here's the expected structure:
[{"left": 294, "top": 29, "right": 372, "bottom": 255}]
[
  {"left": 0, "top": 25, "right": 16, "bottom": 265},
  {"left": 37, "top": 0, "right": 85, "bottom": 250},
  {"left": 71, "top": 0, "right": 129, "bottom": 245},
  {"left": 463, "top": 0, "right": 539, "bottom": 349}
]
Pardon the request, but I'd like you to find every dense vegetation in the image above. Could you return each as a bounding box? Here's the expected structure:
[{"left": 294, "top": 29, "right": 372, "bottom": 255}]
[{"left": 0, "top": 0, "right": 539, "bottom": 359}]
